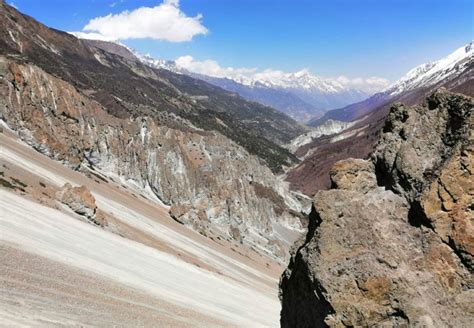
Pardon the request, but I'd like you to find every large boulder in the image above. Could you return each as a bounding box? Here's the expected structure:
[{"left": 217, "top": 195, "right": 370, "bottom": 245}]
[
  {"left": 280, "top": 90, "right": 474, "bottom": 327},
  {"left": 57, "top": 183, "right": 106, "bottom": 226}
]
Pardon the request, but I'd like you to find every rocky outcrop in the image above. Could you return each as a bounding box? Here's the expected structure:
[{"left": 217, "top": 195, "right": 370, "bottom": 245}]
[
  {"left": 280, "top": 90, "right": 473, "bottom": 327},
  {"left": 57, "top": 183, "right": 106, "bottom": 226},
  {"left": 0, "top": 57, "right": 304, "bottom": 259}
]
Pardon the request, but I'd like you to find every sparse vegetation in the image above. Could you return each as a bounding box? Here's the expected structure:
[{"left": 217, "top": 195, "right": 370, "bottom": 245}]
[
  {"left": 0, "top": 176, "right": 26, "bottom": 192},
  {"left": 11, "top": 177, "right": 27, "bottom": 188}
]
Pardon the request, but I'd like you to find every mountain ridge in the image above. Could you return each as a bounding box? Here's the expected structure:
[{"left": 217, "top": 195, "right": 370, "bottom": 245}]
[
  {"left": 0, "top": 2, "right": 306, "bottom": 172},
  {"left": 86, "top": 39, "right": 373, "bottom": 122},
  {"left": 309, "top": 41, "right": 473, "bottom": 126}
]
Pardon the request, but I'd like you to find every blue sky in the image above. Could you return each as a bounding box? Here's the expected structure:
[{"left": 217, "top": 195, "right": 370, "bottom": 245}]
[{"left": 9, "top": 0, "right": 473, "bottom": 83}]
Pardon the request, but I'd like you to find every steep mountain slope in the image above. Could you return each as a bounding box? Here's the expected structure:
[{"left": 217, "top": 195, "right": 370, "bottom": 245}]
[
  {"left": 82, "top": 39, "right": 138, "bottom": 61},
  {"left": 0, "top": 55, "right": 306, "bottom": 259},
  {"left": 0, "top": 128, "right": 285, "bottom": 327},
  {"left": 309, "top": 42, "right": 473, "bottom": 126},
  {"left": 287, "top": 44, "right": 474, "bottom": 195},
  {"left": 387, "top": 41, "right": 473, "bottom": 96},
  {"left": 0, "top": 2, "right": 311, "bottom": 261},
  {"left": 0, "top": 2, "right": 306, "bottom": 172},
  {"left": 280, "top": 91, "right": 473, "bottom": 327}
]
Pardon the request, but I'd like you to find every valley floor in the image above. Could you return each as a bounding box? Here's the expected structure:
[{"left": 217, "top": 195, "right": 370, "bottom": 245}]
[{"left": 0, "top": 130, "right": 284, "bottom": 327}]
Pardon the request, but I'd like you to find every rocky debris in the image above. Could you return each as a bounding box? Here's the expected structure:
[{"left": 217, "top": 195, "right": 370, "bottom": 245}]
[
  {"left": 0, "top": 57, "right": 303, "bottom": 260},
  {"left": 287, "top": 119, "right": 359, "bottom": 154},
  {"left": 56, "top": 183, "right": 106, "bottom": 227},
  {"left": 169, "top": 203, "right": 211, "bottom": 236},
  {"left": 280, "top": 90, "right": 474, "bottom": 327},
  {"left": 169, "top": 204, "right": 193, "bottom": 224}
]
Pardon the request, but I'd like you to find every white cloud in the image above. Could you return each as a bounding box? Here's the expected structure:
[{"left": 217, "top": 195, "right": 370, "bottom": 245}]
[
  {"left": 69, "top": 31, "right": 118, "bottom": 42},
  {"left": 71, "top": 0, "right": 208, "bottom": 42},
  {"left": 8, "top": 2, "right": 18, "bottom": 9},
  {"left": 175, "top": 55, "right": 256, "bottom": 79},
  {"left": 174, "top": 56, "right": 390, "bottom": 93}
]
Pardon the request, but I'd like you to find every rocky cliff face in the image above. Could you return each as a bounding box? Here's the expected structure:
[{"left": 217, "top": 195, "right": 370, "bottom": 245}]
[
  {"left": 280, "top": 90, "right": 473, "bottom": 326},
  {"left": 0, "top": 57, "right": 305, "bottom": 259}
]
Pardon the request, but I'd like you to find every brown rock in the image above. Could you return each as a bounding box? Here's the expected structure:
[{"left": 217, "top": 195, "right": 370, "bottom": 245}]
[
  {"left": 57, "top": 183, "right": 106, "bottom": 226},
  {"left": 420, "top": 143, "right": 474, "bottom": 268},
  {"left": 169, "top": 204, "right": 192, "bottom": 223}
]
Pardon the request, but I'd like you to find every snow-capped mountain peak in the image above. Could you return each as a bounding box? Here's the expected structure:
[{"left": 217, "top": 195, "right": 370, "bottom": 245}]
[
  {"left": 386, "top": 41, "right": 473, "bottom": 96},
  {"left": 237, "top": 69, "right": 345, "bottom": 93},
  {"left": 134, "top": 51, "right": 363, "bottom": 95}
]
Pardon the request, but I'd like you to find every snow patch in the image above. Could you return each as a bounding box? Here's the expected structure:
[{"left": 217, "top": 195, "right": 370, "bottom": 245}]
[{"left": 287, "top": 118, "right": 364, "bottom": 154}]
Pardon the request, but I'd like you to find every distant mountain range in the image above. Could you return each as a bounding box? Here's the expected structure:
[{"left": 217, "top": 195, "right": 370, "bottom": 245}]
[
  {"left": 134, "top": 53, "right": 371, "bottom": 123},
  {"left": 78, "top": 40, "right": 373, "bottom": 122},
  {"left": 309, "top": 42, "right": 473, "bottom": 126}
]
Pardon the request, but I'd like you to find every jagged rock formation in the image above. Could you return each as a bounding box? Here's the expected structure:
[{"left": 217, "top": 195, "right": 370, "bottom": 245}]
[
  {"left": 280, "top": 90, "right": 473, "bottom": 327},
  {"left": 0, "top": 56, "right": 304, "bottom": 259}
]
